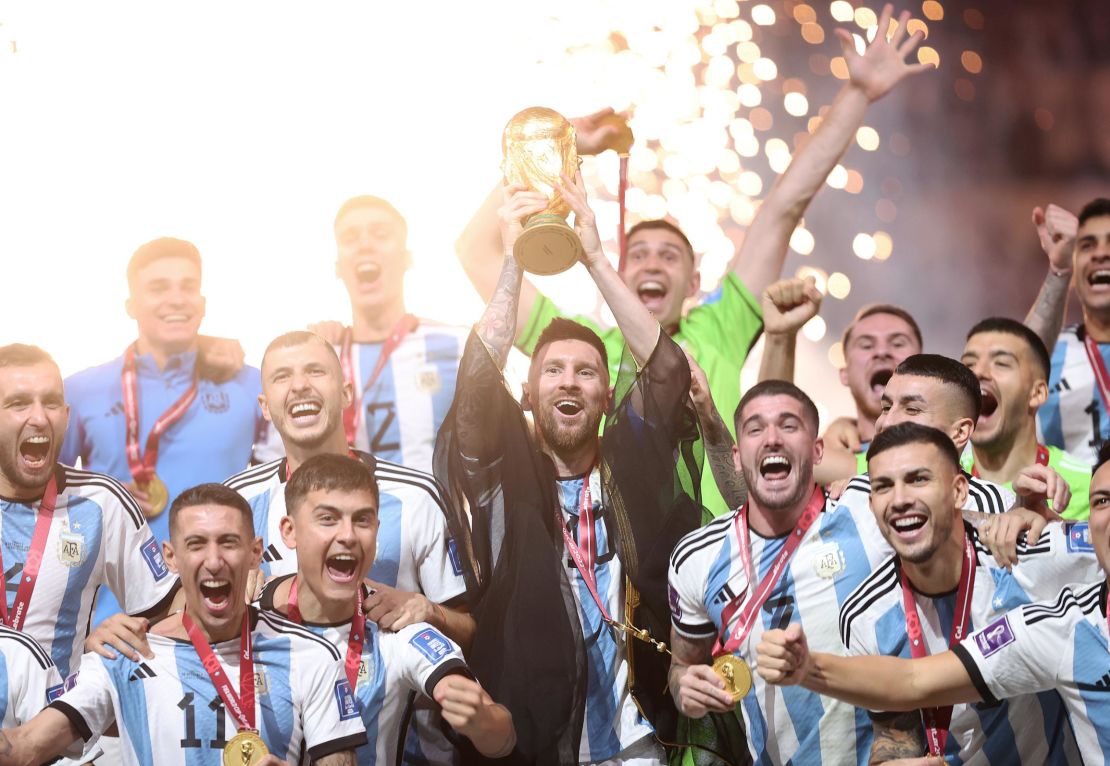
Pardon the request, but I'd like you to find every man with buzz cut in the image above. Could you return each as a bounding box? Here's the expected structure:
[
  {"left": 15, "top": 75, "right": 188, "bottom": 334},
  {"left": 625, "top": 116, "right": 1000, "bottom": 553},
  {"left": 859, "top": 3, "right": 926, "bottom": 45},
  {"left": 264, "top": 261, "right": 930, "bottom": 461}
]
[
  {"left": 755, "top": 438, "right": 1110, "bottom": 764},
  {"left": 960, "top": 317, "right": 1091, "bottom": 519},
  {"left": 456, "top": 4, "right": 933, "bottom": 517},
  {"left": 225, "top": 330, "right": 472, "bottom": 766},
  {"left": 838, "top": 422, "right": 1095, "bottom": 763},
  {"left": 261, "top": 453, "right": 516, "bottom": 765},
  {"left": 0, "top": 483, "right": 366, "bottom": 766}
]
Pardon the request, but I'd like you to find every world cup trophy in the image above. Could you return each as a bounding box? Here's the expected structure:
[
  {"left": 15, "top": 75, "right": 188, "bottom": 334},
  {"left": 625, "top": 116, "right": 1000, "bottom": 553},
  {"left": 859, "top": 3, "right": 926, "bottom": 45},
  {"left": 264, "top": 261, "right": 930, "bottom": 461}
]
[{"left": 501, "top": 107, "right": 585, "bottom": 275}]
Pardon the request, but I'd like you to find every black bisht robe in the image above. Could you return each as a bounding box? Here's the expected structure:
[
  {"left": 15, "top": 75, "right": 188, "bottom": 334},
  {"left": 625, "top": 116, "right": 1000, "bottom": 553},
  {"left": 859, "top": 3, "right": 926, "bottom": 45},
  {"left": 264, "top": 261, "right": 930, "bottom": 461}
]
[{"left": 433, "top": 329, "right": 703, "bottom": 765}]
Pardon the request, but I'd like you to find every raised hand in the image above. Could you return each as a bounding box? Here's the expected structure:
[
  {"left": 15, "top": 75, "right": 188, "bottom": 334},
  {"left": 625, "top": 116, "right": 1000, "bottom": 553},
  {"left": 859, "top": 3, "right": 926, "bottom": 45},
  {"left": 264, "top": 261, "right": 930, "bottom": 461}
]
[
  {"left": 1032, "top": 204, "right": 1078, "bottom": 274},
  {"left": 497, "top": 182, "right": 548, "bottom": 256},
  {"left": 569, "top": 107, "right": 624, "bottom": 156},
  {"left": 837, "top": 3, "right": 933, "bottom": 103},
  {"left": 1014, "top": 462, "right": 1070, "bottom": 518},
  {"left": 556, "top": 171, "right": 605, "bottom": 268},
  {"left": 761, "top": 276, "right": 823, "bottom": 336}
]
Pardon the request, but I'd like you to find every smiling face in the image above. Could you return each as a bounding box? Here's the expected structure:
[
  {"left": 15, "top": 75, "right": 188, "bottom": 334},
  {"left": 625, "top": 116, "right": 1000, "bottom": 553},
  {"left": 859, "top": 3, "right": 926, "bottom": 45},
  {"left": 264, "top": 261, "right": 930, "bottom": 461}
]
[
  {"left": 280, "top": 487, "right": 378, "bottom": 610},
  {"left": 840, "top": 312, "right": 921, "bottom": 421},
  {"left": 334, "top": 205, "right": 410, "bottom": 314},
  {"left": 0, "top": 362, "right": 69, "bottom": 497},
  {"left": 960, "top": 331, "right": 1046, "bottom": 450},
  {"left": 868, "top": 441, "right": 968, "bottom": 565},
  {"left": 126, "top": 256, "right": 205, "bottom": 356},
  {"left": 619, "top": 227, "right": 699, "bottom": 328},
  {"left": 525, "top": 339, "right": 610, "bottom": 460},
  {"left": 1074, "top": 214, "right": 1110, "bottom": 315},
  {"left": 735, "top": 394, "right": 822, "bottom": 512},
  {"left": 1087, "top": 461, "right": 1110, "bottom": 575},
  {"left": 260, "top": 340, "right": 351, "bottom": 451},
  {"left": 875, "top": 374, "right": 975, "bottom": 450},
  {"left": 164, "top": 503, "right": 261, "bottom": 641}
]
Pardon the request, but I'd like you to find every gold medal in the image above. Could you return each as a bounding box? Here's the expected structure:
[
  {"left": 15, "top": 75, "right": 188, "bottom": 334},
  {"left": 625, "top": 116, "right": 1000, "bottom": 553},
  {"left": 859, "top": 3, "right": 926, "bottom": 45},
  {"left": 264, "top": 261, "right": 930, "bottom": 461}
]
[
  {"left": 223, "top": 729, "right": 268, "bottom": 766},
  {"left": 712, "top": 654, "right": 752, "bottom": 701},
  {"left": 140, "top": 473, "right": 169, "bottom": 518}
]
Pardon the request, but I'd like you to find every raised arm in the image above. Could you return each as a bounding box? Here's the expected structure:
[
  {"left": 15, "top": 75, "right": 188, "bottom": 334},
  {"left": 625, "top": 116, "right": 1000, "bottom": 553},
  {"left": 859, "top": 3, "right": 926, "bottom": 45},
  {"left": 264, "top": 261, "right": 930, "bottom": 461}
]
[
  {"left": 1024, "top": 204, "right": 1078, "bottom": 353},
  {"left": 0, "top": 707, "right": 83, "bottom": 766},
  {"left": 757, "top": 277, "right": 823, "bottom": 384},
  {"left": 558, "top": 171, "right": 660, "bottom": 365},
  {"left": 730, "top": 4, "right": 932, "bottom": 297},
  {"left": 687, "top": 352, "right": 747, "bottom": 510}
]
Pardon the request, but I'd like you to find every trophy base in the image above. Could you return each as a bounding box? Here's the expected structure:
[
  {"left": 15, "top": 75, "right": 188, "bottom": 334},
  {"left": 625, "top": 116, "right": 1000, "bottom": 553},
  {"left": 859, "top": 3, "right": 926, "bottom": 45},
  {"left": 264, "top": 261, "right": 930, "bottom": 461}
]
[{"left": 514, "top": 217, "right": 584, "bottom": 276}]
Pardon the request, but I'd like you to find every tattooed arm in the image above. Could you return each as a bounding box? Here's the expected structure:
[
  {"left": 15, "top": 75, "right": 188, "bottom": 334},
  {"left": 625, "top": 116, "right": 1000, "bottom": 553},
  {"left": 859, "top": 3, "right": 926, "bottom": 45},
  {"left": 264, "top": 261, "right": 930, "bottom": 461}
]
[
  {"left": 687, "top": 353, "right": 747, "bottom": 509},
  {"left": 667, "top": 629, "right": 735, "bottom": 718},
  {"left": 868, "top": 711, "right": 928, "bottom": 765},
  {"left": 1024, "top": 204, "right": 1077, "bottom": 353}
]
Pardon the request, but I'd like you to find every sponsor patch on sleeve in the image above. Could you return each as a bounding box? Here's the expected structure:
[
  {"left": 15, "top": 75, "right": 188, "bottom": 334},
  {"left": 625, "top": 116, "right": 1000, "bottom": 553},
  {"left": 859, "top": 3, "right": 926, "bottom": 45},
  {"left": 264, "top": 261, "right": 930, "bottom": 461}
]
[
  {"left": 333, "top": 679, "right": 359, "bottom": 721},
  {"left": 140, "top": 536, "right": 170, "bottom": 581},
  {"left": 447, "top": 538, "right": 463, "bottom": 577},
  {"left": 1065, "top": 523, "right": 1094, "bottom": 554},
  {"left": 974, "top": 615, "right": 1016, "bottom": 658},
  {"left": 409, "top": 627, "right": 453, "bottom": 664},
  {"left": 64, "top": 672, "right": 79, "bottom": 692},
  {"left": 668, "top": 583, "right": 682, "bottom": 621},
  {"left": 46, "top": 684, "right": 64, "bottom": 703}
]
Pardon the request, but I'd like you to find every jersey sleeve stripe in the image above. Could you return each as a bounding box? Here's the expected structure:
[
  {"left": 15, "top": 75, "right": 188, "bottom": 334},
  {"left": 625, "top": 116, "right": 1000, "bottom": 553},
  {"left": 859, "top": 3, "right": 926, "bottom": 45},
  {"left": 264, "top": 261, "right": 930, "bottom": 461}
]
[
  {"left": 669, "top": 514, "right": 733, "bottom": 569},
  {"left": 966, "top": 476, "right": 1006, "bottom": 515},
  {"left": 307, "top": 732, "right": 369, "bottom": 763},
  {"left": 222, "top": 459, "right": 282, "bottom": 491},
  {"left": 129, "top": 580, "right": 182, "bottom": 621},
  {"left": 669, "top": 528, "right": 730, "bottom": 571},
  {"left": 951, "top": 643, "right": 1000, "bottom": 706},
  {"left": 838, "top": 558, "right": 898, "bottom": 646},
  {"left": 48, "top": 700, "right": 94, "bottom": 742},
  {"left": 422, "top": 658, "right": 473, "bottom": 699},
  {"left": 672, "top": 619, "right": 717, "bottom": 639},
  {"left": 1022, "top": 588, "right": 1083, "bottom": 625},
  {"left": 63, "top": 468, "right": 145, "bottom": 529},
  {"left": 257, "top": 611, "right": 343, "bottom": 661},
  {"left": 0, "top": 625, "right": 53, "bottom": 669}
]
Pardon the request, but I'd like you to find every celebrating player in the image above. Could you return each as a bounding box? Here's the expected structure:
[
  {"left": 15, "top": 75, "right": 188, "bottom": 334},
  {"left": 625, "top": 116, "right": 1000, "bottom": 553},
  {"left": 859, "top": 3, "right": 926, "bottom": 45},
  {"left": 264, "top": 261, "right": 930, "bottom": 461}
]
[
  {"left": 436, "top": 170, "right": 703, "bottom": 764},
  {"left": 756, "top": 439, "right": 1110, "bottom": 763},
  {"left": 455, "top": 3, "right": 934, "bottom": 517},
  {"left": 0, "top": 483, "right": 366, "bottom": 765},
  {"left": 260, "top": 453, "right": 515, "bottom": 764},
  {"left": 838, "top": 422, "right": 1094, "bottom": 762},
  {"left": 960, "top": 318, "right": 1090, "bottom": 518}
]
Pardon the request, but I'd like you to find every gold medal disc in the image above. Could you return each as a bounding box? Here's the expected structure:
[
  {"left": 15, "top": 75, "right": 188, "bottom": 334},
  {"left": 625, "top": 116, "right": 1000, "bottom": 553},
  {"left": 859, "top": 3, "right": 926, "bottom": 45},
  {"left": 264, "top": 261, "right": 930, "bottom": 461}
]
[
  {"left": 224, "top": 729, "right": 268, "bottom": 766},
  {"left": 713, "top": 654, "right": 753, "bottom": 701},
  {"left": 141, "top": 474, "right": 169, "bottom": 519}
]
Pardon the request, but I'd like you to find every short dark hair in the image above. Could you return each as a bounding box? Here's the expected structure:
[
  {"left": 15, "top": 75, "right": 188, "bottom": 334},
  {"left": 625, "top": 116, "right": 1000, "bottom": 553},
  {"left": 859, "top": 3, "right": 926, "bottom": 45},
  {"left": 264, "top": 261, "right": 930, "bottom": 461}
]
[
  {"left": 127, "top": 237, "right": 202, "bottom": 293},
  {"left": 893, "top": 354, "right": 982, "bottom": 421},
  {"left": 1078, "top": 198, "right": 1110, "bottom": 228},
  {"left": 0, "top": 344, "right": 56, "bottom": 370},
  {"left": 966, "top": 317, "right": 1051, "bottom": 381},
  {"left": 530, "top": 318, "right": 609, "bottom": 378},
  {"left": 168, "top": 483, "right": 254, "bottom": 538},
  {"left": 841, "top": 304, "right": 923, "bottom": 351},
  {"left": 1094, "top": 440, "right": 1110, "bottom": 477},
  {"left": 262, "top": 331, "right": 339, "bottom": 369},
  {"left": 867, "top": 421, "right": 961, "bottom": 471},
  {"left": 626, "top": 219, "right": 695, "bottom": 263},
  {"left": 285, "top": 454, "right": 379, "bottom": 516},
  {"left": 734, "top": 379, "right": 820, "bottom": 433},
  {"left": 334, "top": 195, "right": 408, "bottom": 242}
]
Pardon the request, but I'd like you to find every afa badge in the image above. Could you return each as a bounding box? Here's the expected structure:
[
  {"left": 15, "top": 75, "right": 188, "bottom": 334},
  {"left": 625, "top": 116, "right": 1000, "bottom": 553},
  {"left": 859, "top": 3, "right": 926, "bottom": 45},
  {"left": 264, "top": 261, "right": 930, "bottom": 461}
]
[
  {"left": 414, "top": 365, "right": 442, "bottom": 394},
  {"left": 810, "top": 542, "right": 844, "bottom": 580},
  {"left": 57, "top": 532, "right": 86, "bottom": 568}
]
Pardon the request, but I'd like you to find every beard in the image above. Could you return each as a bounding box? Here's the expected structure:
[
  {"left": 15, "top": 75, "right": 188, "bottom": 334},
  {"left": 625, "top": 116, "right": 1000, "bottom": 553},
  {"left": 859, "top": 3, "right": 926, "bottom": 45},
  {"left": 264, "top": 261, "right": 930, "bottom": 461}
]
[
  {"left": 536, "top": 404, "right": 604, "bottom": 457},
  {"left": 742, "top": 463, "right": 812, "bottom": 512},
  {"left": 0, "top": 444, "right": 55, "bottom": 493}
]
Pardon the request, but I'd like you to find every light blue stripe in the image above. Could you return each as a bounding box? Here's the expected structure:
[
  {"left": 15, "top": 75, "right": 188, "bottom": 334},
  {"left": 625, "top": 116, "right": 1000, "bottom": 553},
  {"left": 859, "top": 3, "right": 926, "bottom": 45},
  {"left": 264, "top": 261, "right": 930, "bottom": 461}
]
[
  {"left": 0, "top": 651, "right": 9, "bottom": 724},
  {"left": 368, "top": 493, "right": 402, "bottom": 587},
  {"left": 1039, "top": 338, "right": 1069, "bottom": 449},
  {"left": 360, "top": 344, "right": 402, "bottom": 464},
  {"left": 424, "top": 331, "right": 462, "bottom": 453},
  {"left": 108, "top": 654, "right": 154, "bottom": 765},
  {"left": 249, "top": 489, "right": 276, "bottom": 578},
  {"left": 1073, "top": 622, "right": 1110, "bottom": 758},
  {"left": 255, "top": 633, "right": 294, "bottom": 760},
  {"left": 56, "top": 496, "right": 103, "bottom": 678}
]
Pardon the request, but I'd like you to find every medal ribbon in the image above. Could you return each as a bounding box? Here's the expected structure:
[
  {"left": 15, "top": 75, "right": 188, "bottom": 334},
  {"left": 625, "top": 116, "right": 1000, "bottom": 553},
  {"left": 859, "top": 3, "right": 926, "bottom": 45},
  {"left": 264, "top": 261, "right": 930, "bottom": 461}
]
[
  {"left": 558, "top": 468, "right": 613, "bottom": 621},
  {"left": 970, "top": 444, "right": 1048, "bottom": 478},
  {"left": 617, "top": 154, "right": 629, "bottom": 272},
  {"left": 0, "top": 476, "right": 59, "bottom": 630},
  {"left": 287, "top": 576, "right": 366, "bottom": 689},
  {"left": 715, "top": 485, "right": 825, "bottom": 657},
  {"left": 182, "top": 611, "right": 256, "bottom": 733},
  {"left": 899, "top": 533, "right": 977, "bottom": 756},
  {"left": 1083, "top": 330, "right": 1110, "bottom": 427},
  {"left": 340, "top": 315, "right": 419, "bottom": 447},
  {"left": 121, "top": 343, "right": 199, "bottom": 484}
]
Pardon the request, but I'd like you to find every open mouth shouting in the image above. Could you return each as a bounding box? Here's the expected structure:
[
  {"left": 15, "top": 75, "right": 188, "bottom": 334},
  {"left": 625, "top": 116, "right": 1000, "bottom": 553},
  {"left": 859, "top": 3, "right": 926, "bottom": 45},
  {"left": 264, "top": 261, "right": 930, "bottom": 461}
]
[
  {"left": 869, "top": 368, "right": 894, "bottom": 398},
  {"left": 1087, "top": 268, "right": 1110, "bottom": 292},
  {"left": 18, "top": 433, "right": 52, "bottom": 473},
  {"left": 887, "top": 512, "right": 929, "bottom": 544},
  {"left": 355, "top": 262, "right": 382, "bottom": 287},
  {"left": 977, "top": 387, "right": 1000, "bottom": 430},
  {"left": 636, "top": 280, "right": 669, "bottom": 314},
  {"left": 759, "top": 454, "right": 793, "bottom": 484},
  {"left": 325, "top": 552, "right": 361, "bottom": 585},
  {"left": 199, "top": 578, "right": 233, "bottom": 614},
  {"left": 554, "top": 398, "right": 584, "bottom": 419},
  {"left": 287, "top": 399, "right": 324, "bottom": 428}
]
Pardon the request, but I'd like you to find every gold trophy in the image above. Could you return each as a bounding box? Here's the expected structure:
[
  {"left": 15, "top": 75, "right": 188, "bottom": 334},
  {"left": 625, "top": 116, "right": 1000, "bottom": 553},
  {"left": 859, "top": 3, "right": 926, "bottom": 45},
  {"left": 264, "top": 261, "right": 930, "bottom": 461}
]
[{"left": 501, "top": 107, "right": 585, "bottom": 275}]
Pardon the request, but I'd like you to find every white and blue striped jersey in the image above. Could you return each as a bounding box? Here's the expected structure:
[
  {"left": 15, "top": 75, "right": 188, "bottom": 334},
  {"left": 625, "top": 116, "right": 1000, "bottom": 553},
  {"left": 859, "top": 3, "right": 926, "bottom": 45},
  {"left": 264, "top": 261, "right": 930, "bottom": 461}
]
[
  {"left": 261, "top": 583, "right": 470, "bottom": 766},
  {"left": 0, "top": 625, "right": 64, "bottom": 727},
  {"left": 557, "top": 472, "right": 654, "bottom": 763},
  {"left": 953, "top": 580, "right": 1110, "bottom": 765},
  {"left": 0, "top": 465, "right": 179, "bottom": 679},
  {"left": 839, "top": 522, "right": 1101, "bottom": 764},
  {"left": 668, "top": 488, "right": 892, "bottom": 766},
  {"left": 50, "top": 608, "right": 367, "bottom": 766},
  {"left": 1038, "top": 325, "right": 1107, "bottom": 463},
  {"left": 223, "top": 453, "right": 466, "bottom": 606},
  {"left": 841, "top": 470, "right": 1016, "bottom": 518}
]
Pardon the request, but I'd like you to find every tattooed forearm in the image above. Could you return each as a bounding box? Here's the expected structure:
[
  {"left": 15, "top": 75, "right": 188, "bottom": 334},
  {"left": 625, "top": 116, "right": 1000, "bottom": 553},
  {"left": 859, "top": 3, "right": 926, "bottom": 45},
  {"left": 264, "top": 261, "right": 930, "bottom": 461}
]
[
  {"left": 696, "top": 396, "right": 747, "bottom": 510},
  {"left": 869, "top": 711, "right": 926, "bottom": 765},
  {"left": 1024, "top": 269, "right": 1070, "bottom": 354},
  {"left": 475, "top": 254, "right": 523, "bottom": 369}
]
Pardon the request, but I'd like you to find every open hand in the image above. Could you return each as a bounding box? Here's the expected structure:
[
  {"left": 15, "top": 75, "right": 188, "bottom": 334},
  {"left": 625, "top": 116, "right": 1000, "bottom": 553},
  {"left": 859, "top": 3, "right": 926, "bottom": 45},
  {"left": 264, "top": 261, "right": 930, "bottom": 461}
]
[{"left": 839, "top": 4, "right": 934, "bottom": 102}]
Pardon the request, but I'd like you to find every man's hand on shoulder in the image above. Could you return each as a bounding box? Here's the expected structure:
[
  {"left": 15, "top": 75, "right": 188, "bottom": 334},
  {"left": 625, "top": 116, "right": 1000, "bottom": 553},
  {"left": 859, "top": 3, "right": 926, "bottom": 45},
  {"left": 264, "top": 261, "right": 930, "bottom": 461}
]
[{"left": 196, "top": 336, "right": 245, "bottom": 384}]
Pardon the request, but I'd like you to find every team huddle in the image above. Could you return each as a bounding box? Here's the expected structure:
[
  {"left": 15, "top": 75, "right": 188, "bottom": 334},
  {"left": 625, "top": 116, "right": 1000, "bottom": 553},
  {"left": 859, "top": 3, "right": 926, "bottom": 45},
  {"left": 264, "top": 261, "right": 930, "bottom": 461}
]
[{"left": 1, "top": 6, "right": 1109, "bottom": 765}]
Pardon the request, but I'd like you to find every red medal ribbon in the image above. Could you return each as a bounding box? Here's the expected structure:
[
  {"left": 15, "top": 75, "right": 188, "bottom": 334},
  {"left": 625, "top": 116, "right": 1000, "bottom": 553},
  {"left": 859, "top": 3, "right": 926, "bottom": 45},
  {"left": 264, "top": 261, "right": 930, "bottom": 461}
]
[
  {"left": 286, "top": 576, "right": 366, "bottom": 689},
  {"left": 715, "top": 485, "right": 825, "bottom": 657},
  {"left": 970, "top": 444, "right": 1049, "bottom": 478},
  {"left": 1083, "top": 330, "right": 1110, "bottom": 432},
  {"left": 617, "top": 154, "right": 629, "bottom": 272},
  {"left": 121, "top": 343, "right": 199, "bottom": 484},
  {"left": 558, "top": 468, "right": 614, "bottom": 622},
  {"left": 899, "top": 533, "right": 977, "bottom": 756},
  {"left": 340, "top": 315, "right": 419, "bottom": 448},
  {"left": 182, "top": 611, "right": 256, "bottom": 733},
  {"left": 0, "top": 475, "right": 59, "bottom": 630}
]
